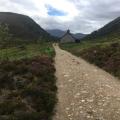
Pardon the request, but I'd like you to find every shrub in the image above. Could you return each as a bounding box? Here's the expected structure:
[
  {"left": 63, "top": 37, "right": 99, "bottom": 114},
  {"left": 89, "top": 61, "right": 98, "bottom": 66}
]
[
  {"left": 0, "top": 56, "right": 57, "bottom": 120},
  {"left": 60, "top": 42, "right": 120, "bottom": 79}
]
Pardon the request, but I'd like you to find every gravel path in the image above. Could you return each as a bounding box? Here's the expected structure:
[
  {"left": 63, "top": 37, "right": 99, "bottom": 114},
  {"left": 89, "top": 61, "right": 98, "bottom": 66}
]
[{"left": 53, "top": 45, "right": 120, "bottom": 120}]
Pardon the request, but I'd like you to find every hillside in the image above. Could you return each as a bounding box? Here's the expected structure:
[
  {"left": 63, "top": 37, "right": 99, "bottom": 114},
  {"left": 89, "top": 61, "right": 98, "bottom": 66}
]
[
  {"left": 74, "top": 33, "right": 86, "bottom": 39},
  {"left": 0, "top": 12, "right": 53, "bottom": 40},
  {"left": 84, "top": 17, "right": 120, "bottom": 41},
  {"left": 46, "top": 29, "right": 65, "bottom": 38},
  {"left": 46, "top": 29, "right": 86, "bottom": 39}
]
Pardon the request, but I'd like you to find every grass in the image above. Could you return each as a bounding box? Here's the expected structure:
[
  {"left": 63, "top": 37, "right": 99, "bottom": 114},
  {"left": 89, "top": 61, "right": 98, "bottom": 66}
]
[
  {"left": 0, "top": 42, "right": 55, "bottom": 60},
  {"left": 60, "top": 40, "right": 120, "bottom": 79},
  {"left": 0, "top": 42, "right": 57, "bottom": 120}
]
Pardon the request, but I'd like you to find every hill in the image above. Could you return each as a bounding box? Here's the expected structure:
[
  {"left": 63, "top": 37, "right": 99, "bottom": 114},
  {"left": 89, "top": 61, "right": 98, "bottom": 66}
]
[
  {"left": 84, "top": 17, "right": 120, "bottom": 41},
  {"left": 46, "top": 29, "right": 65, "bottom": 38},
  {"left": 46, "top": 29, "right": 86, "bottom": 39},
  {"left": 73, "top": 33, "right": 86, "bottom": 39},
  {"left": 0, "top": 12, "right": 53, "bottom": 41}
]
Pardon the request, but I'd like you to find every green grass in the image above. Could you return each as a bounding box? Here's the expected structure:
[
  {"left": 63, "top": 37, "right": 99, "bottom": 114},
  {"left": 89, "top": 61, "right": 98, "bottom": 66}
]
[
  {"left": 60, "top": 41, "right": 109, "bottom": 56},
  {"left": 0, "top": 42, "right": 55, "bottom": 60}
]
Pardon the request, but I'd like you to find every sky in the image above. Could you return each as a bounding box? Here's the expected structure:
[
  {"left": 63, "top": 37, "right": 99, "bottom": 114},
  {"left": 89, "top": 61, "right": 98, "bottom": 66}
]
[{"left": 0, "top": 0, "right": 120, "bottom": 34}]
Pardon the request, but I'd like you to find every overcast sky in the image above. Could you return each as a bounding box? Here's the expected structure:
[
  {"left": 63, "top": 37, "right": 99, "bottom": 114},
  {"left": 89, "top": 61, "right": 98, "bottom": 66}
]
[{"left": 0, "top": 0, "right": 120, "bottom": 34}]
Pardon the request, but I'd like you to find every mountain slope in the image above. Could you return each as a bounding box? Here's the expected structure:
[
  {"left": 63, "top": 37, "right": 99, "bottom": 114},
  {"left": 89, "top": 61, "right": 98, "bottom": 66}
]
[
  {"left": 46, "top": 29, "right": 86, "bottom": 39},
  {"left": 47, "top": 29, "right": 65, "bottom": 38},
  {"left": 0, "top": 12, "right": 52, "bottom": 40},
  {"left": 73, "top": 33, "right": 86, "bottom": 39},
  {"left": 85, "top": 17, "right": 120, "bottom": 40}
]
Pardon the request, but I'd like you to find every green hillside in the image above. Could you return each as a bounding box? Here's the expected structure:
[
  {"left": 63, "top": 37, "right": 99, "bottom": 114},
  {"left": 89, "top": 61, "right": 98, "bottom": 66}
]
[
  {"left": 84, "top": 17, "right": 120, "bottom": 41},
  {"left": 0, "top": 12, "right": 54, "bottom": 41}
]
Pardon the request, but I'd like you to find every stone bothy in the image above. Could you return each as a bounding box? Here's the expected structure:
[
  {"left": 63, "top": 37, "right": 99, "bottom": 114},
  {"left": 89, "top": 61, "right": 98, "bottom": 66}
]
[{"left": 60, "top": 30, "right": 76, "bottom": 43}]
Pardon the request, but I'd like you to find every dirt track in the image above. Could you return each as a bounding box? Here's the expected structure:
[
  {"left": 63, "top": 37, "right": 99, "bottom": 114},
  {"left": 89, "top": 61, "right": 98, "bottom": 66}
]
[{"left": 54, "top": 45, "right": 120, "bottom": 120}]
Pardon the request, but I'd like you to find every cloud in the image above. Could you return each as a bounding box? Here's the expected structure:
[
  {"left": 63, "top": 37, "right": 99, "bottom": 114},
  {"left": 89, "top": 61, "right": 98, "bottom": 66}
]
[
  {"left": 11, "top": 0, "right": 37, "bottom": 11},
  {"left": 0, "top": 0, "right": 120, "bottom": 33}
]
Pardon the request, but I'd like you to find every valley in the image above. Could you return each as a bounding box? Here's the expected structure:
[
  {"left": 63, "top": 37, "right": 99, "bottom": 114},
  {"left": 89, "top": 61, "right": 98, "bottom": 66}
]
[{"left": 0, "top": 11, "right": 119, "bottom": 120}]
